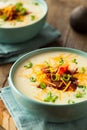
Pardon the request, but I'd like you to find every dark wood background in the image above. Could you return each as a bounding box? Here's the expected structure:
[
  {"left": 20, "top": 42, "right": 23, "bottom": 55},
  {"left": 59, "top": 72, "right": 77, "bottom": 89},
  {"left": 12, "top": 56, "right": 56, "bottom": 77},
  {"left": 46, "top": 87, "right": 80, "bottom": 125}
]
[{"left": 0, "top": 0, "right": 87, "bottom": 129}]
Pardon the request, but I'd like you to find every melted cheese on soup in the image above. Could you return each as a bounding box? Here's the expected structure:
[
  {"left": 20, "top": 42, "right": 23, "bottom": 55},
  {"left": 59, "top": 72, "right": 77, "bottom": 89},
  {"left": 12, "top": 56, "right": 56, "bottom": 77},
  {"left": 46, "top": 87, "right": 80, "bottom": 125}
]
[
  {"left": 0, "top": 0, "right": 45, "bottom": 28},
  {"left": 13, "top": 52, "right": 87, "bottom": 104}
]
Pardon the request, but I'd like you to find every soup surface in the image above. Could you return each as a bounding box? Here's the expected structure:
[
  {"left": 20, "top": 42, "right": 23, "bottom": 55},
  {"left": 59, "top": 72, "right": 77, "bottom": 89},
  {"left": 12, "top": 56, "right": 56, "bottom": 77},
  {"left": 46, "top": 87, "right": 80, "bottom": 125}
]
[
  {"left": 0, "top": 0, "right": 45, "bottom": 28},
  {"left": 14, "top": 51, "right": 87, "bottom": 104}
]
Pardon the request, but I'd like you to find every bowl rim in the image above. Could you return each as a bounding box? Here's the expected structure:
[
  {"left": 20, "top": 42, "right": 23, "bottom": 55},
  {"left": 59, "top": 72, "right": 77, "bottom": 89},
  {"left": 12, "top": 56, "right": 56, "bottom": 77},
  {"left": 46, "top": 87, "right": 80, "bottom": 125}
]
[
  {"left": 9, "top": 47, "right": 87, "bottom": 107},
  {"left": 0, "top": 0, "right": 48, "bottom": 29}
]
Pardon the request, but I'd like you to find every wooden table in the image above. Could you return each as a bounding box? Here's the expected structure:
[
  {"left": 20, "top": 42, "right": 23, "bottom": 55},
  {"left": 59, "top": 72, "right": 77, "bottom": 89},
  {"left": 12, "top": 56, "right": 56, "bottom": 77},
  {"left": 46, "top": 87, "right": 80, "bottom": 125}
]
[{"left": 0, "top": 0, "right": 87, "bottom": 129}]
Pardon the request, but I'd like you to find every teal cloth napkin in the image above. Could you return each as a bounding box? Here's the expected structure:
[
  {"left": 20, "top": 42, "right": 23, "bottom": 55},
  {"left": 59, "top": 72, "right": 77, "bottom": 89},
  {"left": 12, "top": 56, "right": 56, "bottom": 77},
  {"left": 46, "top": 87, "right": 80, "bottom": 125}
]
[
  {"left": 0, "top": 86, "right": 87, "bottom": 130},
  {"left": 0, "top": 23, "right": 61, "bottom": 65}
]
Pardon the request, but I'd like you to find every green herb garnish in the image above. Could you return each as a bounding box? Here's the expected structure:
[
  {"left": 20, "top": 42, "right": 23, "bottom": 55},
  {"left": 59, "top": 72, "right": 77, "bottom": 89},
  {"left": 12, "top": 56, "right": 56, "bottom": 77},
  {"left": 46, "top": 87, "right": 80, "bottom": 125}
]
[
  {"left": 34, "top": 2, "right": 39, "bottom": 5},
  {"left": 44, "top": 92, "right": 58, "bottom": 103},
  {"left": 30, "top": 77, "right": 36, "bottom": 82},
  {"left": 20, "top": 8, "right": 27, "bottom": 15},
  {"left": 75, "top": 91, "right": 83, "bottom": 98},
  {"left": 44, "top": 61, "right": 50, "bottom": 67},
  {"left": 68, "top": 99, "right": 75, "bottom": 104},
  {"left": 1, "top": 15, "right": 7, "bottom": 21},
  {"left": 72, "top": 58, "right": 78, "bottom": 64},
  {"left": 51, "top": 74, "right": 59, "bottom": 81},
  {"left": 30, "top": 15, "right": 35, "bottom": 21},
  {"left": 62, "top": 74, "right": 71, "bottom": 82},
  {"left": 15, "top": 2, "right": 27, "bottom": 15},
  {"left": 78, "top": 85, "right": 86, "bottom": 88},
  {"left": 40, "top": 82, "right": 46, "bottom": 89},
  {"left": 15, "top": 2, "right": 23, "bottom": 11},
  {"left": 81, "top": 67, "right": 86, "bottom": 73},
  {"left": 24, "top": 62, "right": 33, "bottom": 69},
  {"left": 59, "top": 58, "right": 64, "bottom": 66}
]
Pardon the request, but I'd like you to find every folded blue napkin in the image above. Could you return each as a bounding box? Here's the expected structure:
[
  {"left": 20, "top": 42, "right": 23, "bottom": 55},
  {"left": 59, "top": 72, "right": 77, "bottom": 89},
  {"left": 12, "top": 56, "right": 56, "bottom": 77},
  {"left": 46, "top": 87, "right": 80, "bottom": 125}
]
[
  {"left": 0, "top": 86, "right": 87, "bottom": 130},
  {"left": 0, "top": 23, "right": 61, "bottom": 65}
]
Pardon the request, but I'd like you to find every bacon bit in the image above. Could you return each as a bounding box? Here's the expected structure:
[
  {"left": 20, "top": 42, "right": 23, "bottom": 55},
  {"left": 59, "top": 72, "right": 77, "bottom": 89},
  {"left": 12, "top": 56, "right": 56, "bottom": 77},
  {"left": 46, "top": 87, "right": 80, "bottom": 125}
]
[
  {"left": 41, "top": 67, "right": 50, "bottom": 73},
  {"left": 57, "top": 66, "right": 69, "bottom": 75},
  {"left": 36, "top": 63, "right": 79, "bottom": 92},
  {"left": 67, "top": 84, "right": 77, "bottom": 91}
]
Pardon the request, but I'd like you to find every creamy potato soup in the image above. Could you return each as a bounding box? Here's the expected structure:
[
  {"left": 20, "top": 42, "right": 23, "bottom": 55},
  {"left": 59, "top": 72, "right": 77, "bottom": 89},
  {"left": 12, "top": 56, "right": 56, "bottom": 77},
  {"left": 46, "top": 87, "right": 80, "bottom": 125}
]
[
  {"left": 13, "top": 52, "right": 87, "bottom": 104},
  {"left": 0, "top": 0, "right": 45, "bottom": 28}
]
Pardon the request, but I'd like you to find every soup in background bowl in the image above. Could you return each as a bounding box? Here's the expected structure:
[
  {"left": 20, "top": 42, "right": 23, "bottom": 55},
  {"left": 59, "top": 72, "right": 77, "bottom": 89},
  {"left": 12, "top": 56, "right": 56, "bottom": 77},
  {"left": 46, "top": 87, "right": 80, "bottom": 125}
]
[
  {"left": 9, "top": 47, "right": 87, "bottom": 122},
  {"left": 0, "top": 0, "right": 48, "bottom": 43}
]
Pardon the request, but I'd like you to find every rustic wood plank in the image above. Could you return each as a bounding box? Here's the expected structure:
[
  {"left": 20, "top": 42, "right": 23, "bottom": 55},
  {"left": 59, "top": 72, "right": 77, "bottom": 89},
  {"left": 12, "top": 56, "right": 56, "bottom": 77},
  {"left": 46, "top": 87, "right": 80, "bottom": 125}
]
[
  {"left": 66, "top": 0, "right": 87, "bottom": 50},
  {"left": 9, "top": 118, "right": 17, "bottom": 130},
  {"left": 0, "top": 126, "right": 5, "bottom": 130},
  {"left": 0, "top": 101, "right": 6, "bottom": 126},
  {"left": 2, "top": 110, "right": 10, "bottom": 130},
  {"left": 46, "top": 0, "right": 80, "bottom": 47},
  {"left": 0, "top": 64, "right": 12, "bottom": 88}
]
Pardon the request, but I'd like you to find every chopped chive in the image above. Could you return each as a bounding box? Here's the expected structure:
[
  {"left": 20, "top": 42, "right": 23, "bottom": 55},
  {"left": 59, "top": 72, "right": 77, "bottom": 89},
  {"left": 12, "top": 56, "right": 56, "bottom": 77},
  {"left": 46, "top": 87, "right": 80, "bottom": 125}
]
[
  {"left": 44, "top": 91, "right": 58, "bottom": 103},
  {"left": 1, "top": 15, "right": 7, "bottom": 21},
  {"left": 30, "top": 77, "right": 36, "bottom": 82},
  {"left": 34, "top": 2, "right": 39, "bottom": 5},
  {"left": 62, "top": 74, "right": 71, "bottom": 82},
  {"left": 24, "top": 62, "right": 33, "bottom": 69},
  {"left": 15, "top": 2, "right": 27, "bottom": 15},
  {"left": 30, "top": 15, "right": 35, "bottom": 21},
  {"left": 68, "top": 99, "right": 75, "bottom": 104},
  {"left": 20, "top": 8, "right": 27, "bottom": 15},
  {"left": 78, "top": 85, "right": 86, "bottom": 88},
  {"left": 51, "top": 95, "right": 58, "bottom": 102},
  {"left": 81, "top": 67, "right": 86, "bottom": 73},
  {"left": 44, "top": 92, "right": 52, "bottom": 102},
  {"left": 72, "top": 58, "right": 78, "bottom": 64},
  {"left": 51, "top": 74, "right": 59, "bottom": 81},
  {"left": 44, "top": 61, "right": 50, "bottom": 67},
  {"left": 75, "top": 91, "right": 83, "bottom": 98},
  {"left": 59, "top": 58, "right": 64, "bottom": 66},
  {"left": 40, "top": 82, "right": 46, "bottom": 89},
  {"left": 15, "top": 2, "right": 23, "bottom": 11}
]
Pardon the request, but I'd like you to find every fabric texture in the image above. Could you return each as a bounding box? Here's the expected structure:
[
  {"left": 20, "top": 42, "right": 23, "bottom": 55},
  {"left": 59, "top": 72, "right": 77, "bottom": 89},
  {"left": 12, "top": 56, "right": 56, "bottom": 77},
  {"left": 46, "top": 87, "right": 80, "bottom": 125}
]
[
  {"left": 0, "top": 23, "right": 61, "bottom": 65},
  {"left": 0, "top": 86, "right": 87, "bottom": 130}
]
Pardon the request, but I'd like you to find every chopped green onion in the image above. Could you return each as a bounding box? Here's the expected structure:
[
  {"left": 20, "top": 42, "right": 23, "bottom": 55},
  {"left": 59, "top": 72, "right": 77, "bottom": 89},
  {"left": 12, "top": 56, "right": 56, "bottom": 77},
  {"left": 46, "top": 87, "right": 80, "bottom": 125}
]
[
  {"left": 75, "top": 91, "right": 83, "bottom": 98},
  {"left": 34, "top": 2, "right": 39, "bottom": 5},
  {"left": 62, "top": 74, "right": 71, "bottom": 82},
  {"left": 30, "top": 15, "right": 35, "bottom": 21},
  {"left": 78, "top": 85, "right": 86, "bottom": 88},
  {"left": 81, "top": 67, "right": 86, "bottom": 73},
  {"left": 44, "top": 61, "right": 50, "bottom": 67},
  {"left": 20, "top": 8, "right": 27, "bottom": 15},
  {"left": 24, "top": 62, "right": 33, "bottom": 69},
  {"left": 51, "top": 74, "right": 59, "bottom": 81},
  {"left": 15, "top": 2, "right": 23, "bottom": 11},
  {"left": 44, "top": 92, "right": 52, "bottom": 102},
  {"left": 16, "top": 2, "right": 23, "bottom": 7},
  {"left": 40, "top": 82, "right": 46, "bottom": 89},
  {"left": 68, "top": 99, "right": 75, "bottom": 104},
  {"left": 15, "top": 2, "right": 27, "bottom": 15},
  {"left": 44, "top": 91, "right": 58, "bottom": 103},
  {"left": 30, "top": 77, "right": 36, "bottom": 82},
  {"left": 1, "top": 15, "right": 7, "bottom": 21},
  {"left": 78, "top": 85, "right": 87, "bottom": 93},
  {"left": 50, "top": 95, "right": 58, "bottom": 102},
  {"left": 59, "top": 58, "right": 64, "bottom": 66},
  {"left": 72, "top": 58, "right": 78, "bottom": 64}
]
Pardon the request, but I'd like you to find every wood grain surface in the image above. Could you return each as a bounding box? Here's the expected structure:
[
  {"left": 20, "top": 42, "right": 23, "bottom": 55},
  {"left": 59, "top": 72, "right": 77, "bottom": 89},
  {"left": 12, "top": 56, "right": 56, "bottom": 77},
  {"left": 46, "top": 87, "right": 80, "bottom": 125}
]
[{"left": 0, "top": 0, "right": 87, "bottom": 129}]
